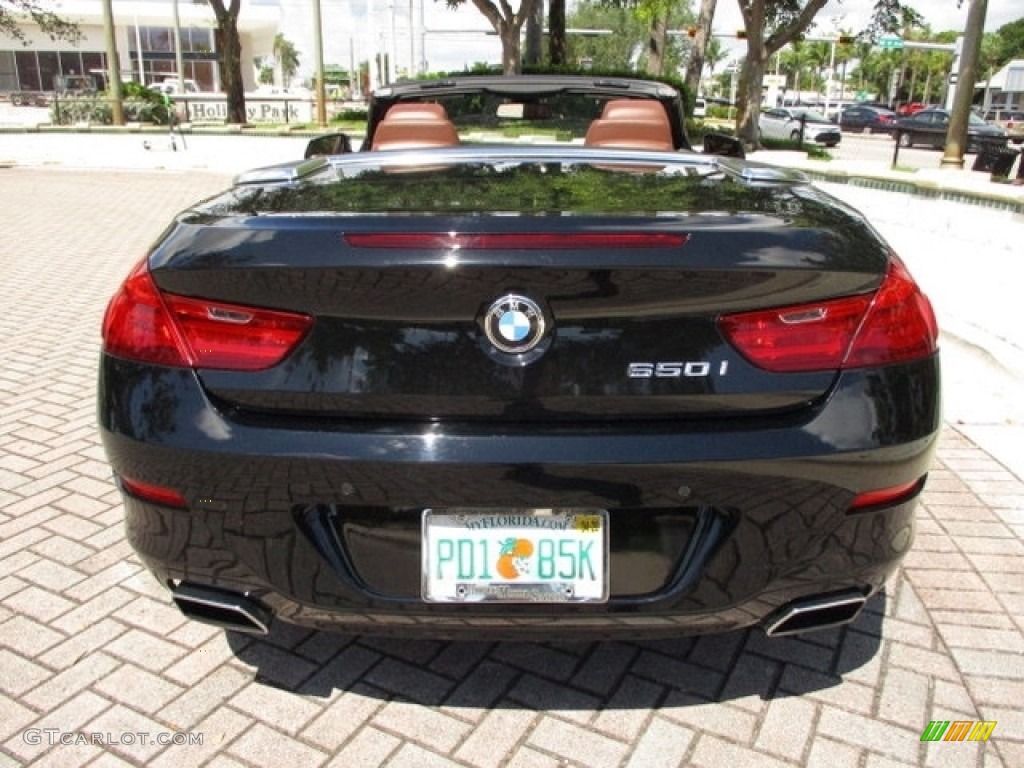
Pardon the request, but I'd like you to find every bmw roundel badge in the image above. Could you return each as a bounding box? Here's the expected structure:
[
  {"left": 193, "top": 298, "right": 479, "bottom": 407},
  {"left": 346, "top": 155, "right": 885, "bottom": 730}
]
[{"left": 484, "top": 294, "right": 547, "bottom": 355}]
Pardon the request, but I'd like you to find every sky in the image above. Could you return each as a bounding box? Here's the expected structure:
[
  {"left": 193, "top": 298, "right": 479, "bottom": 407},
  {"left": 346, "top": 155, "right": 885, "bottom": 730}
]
[{"left": 280, "top": 0, "right": 1024, "bottom": 80}]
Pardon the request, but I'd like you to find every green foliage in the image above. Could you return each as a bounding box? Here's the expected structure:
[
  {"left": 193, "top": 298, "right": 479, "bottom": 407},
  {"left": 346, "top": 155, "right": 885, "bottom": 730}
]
[
  {"left": 1, "top": 0, "right": 80, "bottom": 44},
  {"left": 566, "top": 2, "right": 646, "bottom": 71},
  {"left": 333, "top": 107, "right": 369, "bottom": 122},
  {"left": 586, "top": 0, "right": 693, "bottom": 74},
  {"left": 994, "top": 18, "right": 1024, "bottom": 65},
  {"left": 51, "top": 86, "right": 171, "bottom": 126}
]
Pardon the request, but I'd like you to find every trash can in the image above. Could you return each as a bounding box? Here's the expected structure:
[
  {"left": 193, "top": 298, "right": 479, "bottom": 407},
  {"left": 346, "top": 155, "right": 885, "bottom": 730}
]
[{"left": 972, "top": 143, "right": 1020, "bottom": 177}]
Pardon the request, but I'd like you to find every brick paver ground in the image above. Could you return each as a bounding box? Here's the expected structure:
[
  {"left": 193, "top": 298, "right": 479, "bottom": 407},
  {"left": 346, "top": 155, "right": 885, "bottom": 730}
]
[{"left": 1, "top": 168, "right": 1021, "bottom": 767}]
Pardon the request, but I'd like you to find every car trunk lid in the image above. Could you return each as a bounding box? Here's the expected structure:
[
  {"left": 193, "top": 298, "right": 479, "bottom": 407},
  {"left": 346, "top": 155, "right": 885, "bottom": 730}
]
[{"left": 147, "top": 157, "right": 889, "bottom": 423}]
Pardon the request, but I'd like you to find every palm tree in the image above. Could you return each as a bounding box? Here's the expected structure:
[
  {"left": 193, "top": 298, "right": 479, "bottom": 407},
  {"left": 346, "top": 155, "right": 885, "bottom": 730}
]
[
  {"left": 704, "top": 37, "right": 726, "bottom": 83},
  {"left": 273, "top": 34, "right": 300, "bottom": 88}
]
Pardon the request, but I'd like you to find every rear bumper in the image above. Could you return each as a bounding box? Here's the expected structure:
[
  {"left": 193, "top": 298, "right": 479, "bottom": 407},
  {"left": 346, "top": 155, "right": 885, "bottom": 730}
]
[{"left": 99, "top": 353, "right": 940, "bottom": 638}]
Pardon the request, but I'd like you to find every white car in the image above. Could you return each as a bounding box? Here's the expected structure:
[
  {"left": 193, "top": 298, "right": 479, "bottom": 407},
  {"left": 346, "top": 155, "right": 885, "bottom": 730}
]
[
  {"left": 152, "top": 78, "right": 200, "bottom": 95},
  {"left": 693, "top": 97, "right": 707, "bottom": 118},
  {"left": 759, "top": 107, "right": 841, "bottom": 147}
]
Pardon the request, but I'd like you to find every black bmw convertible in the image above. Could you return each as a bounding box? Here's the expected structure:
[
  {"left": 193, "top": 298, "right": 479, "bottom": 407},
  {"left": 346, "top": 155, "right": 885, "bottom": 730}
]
[{"left": 98, "top": 76, "right": 940, "bottom": 639}]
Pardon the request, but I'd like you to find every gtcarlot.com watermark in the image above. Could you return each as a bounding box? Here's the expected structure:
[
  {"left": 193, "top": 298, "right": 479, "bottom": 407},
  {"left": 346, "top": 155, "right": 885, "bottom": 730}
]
[{"left": 23, "top": 729, "right": 203, "bottom": 747}]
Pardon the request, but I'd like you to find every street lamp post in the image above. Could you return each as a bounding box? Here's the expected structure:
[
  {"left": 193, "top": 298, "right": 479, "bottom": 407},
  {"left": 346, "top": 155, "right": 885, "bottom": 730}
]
[
  {"left": 313, "top": 0, "right": 328, "bottom": 126},
  {"left": 172, "top": 0, "right": 185, "bottom": 94}
]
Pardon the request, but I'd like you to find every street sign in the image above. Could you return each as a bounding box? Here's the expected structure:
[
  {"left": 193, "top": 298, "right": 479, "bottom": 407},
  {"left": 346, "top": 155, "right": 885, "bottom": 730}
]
[{"left": 879, "top": 36, "right": 904, "bottom": 50}]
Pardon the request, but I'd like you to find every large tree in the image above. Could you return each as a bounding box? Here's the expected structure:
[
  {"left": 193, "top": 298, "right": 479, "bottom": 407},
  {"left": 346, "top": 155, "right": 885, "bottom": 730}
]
[
  {"left": 1, "top": 0, "right": 79, "bottom": 43},
  {"left": 549, "top": 0, "right": 567, "bottom": 65},
  {"left": 629, "top": 0, "right": 683, "bottom": 75},
  {"left": 208, "top": 0, "right": 246, "bottom": 123},
  {"left": 684, "top": 0, "right": 718, "bottom": 99},
  {"left": 445, "top": 0, "right": 539, "bottom": 75}
]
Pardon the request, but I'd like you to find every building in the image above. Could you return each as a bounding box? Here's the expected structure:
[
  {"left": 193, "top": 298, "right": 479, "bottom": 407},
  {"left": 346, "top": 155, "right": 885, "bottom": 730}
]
[
  {"left": 978, "top": 59, "right": 1024, "bottom": 112},
  {"left": 0, "top": 0, "right": 280, "bottom": 94}
]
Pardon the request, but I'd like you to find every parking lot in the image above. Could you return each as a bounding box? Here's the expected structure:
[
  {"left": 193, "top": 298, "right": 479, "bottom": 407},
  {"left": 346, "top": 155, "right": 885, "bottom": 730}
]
[{"left": 0, "top": 164, "right": 1022, "bottom": 767}]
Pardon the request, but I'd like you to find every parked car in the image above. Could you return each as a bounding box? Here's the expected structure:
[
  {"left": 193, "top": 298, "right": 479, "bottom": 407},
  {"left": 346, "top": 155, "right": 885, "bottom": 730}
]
[
  {"left": 822, "top": 101, "right": 854, "bottom": 122},
  {"left": 896, "top": 102, "right": 926, "bottom": 116},
  {"left": 152, "top": 77, "right": 200, "bottom": 95},
  {"left": 759, "top": 107, "right": 842, "bottom": 147},
  {"left": 839, "top": 105, "right": 898, "bottom": 134},
  {"left": 896, "top": 107, "right": 1008, "bottom": 152},
  {"left": 98, "top": 75, "right": 939, "bottom": 641},
  {"left": 693, "top": 97, "right": 707, "bottom": 118},
  {"left": 984, "top": 109, "right": 1024, "bottom": 144}
]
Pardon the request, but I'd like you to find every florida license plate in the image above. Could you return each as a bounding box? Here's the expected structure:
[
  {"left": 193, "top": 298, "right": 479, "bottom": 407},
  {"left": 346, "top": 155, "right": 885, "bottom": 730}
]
[{"left": 422, "top": 509, "right": 608, "bottom": 603}]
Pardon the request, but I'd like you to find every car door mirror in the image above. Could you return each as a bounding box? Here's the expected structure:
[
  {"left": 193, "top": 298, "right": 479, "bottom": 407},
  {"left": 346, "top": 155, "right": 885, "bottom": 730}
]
[
  {"left": 703, "top": 133, "right": 745, "bottom": 159},
  {"left": 304, "top": 133, "right": 353, "bottom": 158}
]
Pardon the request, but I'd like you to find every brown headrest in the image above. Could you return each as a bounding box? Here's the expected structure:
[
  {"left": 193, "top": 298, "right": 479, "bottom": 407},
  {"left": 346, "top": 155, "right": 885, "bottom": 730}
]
[
  {"left": 601, "top": 99, "right": 671, "bottom": 129},
  {"left": 383, "top": 103, "right": 449, "bottom": 121},
  {"left": 583, "top": 118, "right": 674, "bottom": 151},
  {"left": 371, "top": 118, "right": 460, "bottom": 151}
]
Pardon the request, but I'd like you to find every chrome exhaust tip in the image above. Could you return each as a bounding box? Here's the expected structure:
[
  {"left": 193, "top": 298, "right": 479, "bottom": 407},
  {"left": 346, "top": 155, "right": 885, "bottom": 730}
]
[
  {"left": 764, "top": 590, "right": 868, "bottom": 637},
  {"left": 172, "top": 582, "right": 271, "bottom": 635}
]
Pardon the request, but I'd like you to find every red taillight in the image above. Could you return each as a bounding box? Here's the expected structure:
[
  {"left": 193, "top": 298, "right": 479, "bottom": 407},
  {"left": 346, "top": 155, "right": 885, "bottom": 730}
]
[
  {"left": 719, "top": 258, "right": 937, "bottom": 373},
  {"left": 119, "top": 476, "right": 188, "bottom": 508},
  {"left": 344, "top": 232, "right": 689, "bottom": 249},
  {"left": 102, "top": 260, "right": 312, "bottom": 371},
  {"left": 163, "top": 294, "right": 312, "bottom": 371},
  {"left": 843, "top": 258, "right": 937, "bottom": 368},
  {"left": 849, "top": 479, "right": 922, "bottom": 512},
  {"left": 719, "top": 294, "right": 872, "bottom": 373},
  {"left": 102, "top": 260, "right": 192, "bottom": 367}
]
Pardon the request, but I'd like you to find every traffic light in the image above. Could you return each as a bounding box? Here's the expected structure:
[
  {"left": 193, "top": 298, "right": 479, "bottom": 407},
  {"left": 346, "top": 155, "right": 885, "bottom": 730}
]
[
  {"left": 687, "top": 26, "right": 698, "bottom": 38},
  {"left": 736, "top": 30, "right": 747, "bottom": 40},
  {"left": 838, "top": 35, "right": 855, "bottom": 45}
]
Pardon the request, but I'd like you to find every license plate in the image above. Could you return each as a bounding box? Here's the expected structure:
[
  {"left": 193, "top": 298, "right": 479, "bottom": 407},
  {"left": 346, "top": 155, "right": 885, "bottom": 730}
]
[{"left": 422, "top": 509, "right": 608, "bottom": 603}]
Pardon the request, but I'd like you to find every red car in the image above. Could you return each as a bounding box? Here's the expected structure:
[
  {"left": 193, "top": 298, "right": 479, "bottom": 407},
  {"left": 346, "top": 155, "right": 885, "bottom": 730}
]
[{"left": 897, "top": 102, "right": 926, "bottom": 116}]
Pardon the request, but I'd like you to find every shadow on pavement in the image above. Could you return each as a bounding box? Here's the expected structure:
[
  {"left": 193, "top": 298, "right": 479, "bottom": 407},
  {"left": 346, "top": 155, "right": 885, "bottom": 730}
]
[{"left": 223, "top": 590, "right": 884, "bottom": 708}]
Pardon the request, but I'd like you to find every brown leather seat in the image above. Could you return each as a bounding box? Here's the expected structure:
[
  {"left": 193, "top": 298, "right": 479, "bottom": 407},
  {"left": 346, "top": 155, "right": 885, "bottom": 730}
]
[
  {"left": 584, "top": 118, "right": 674, "bottom": 151},
  {"left": 370, "top": 107, "right": 460, "bottom": 151},
  {"left": 583, "top": 99, "right": 674, "bottom": 151}
]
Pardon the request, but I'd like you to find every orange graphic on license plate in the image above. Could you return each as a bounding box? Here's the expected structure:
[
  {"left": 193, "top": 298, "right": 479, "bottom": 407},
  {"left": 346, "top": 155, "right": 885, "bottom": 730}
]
[{"left": 496, "top": 537, "right": 534, "bottom": 579}]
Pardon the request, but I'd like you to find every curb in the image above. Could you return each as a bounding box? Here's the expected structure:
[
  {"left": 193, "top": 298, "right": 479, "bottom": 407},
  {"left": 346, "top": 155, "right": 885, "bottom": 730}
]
[{"left": 800, "top": 168, "right": 1024, "bottom": 214}]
